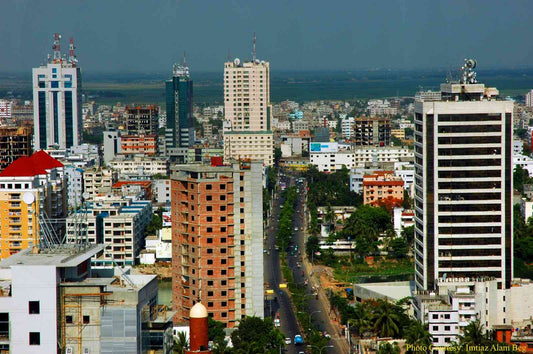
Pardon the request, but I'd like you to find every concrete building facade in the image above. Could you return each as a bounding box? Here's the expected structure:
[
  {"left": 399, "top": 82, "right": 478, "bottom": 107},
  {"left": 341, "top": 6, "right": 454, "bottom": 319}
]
[
  {"left": 0, "top": 127, "right": 32, "bottom": 172},
  {"left": 414, "top": 80, "right": 514, "bottom": 291},
  {"left": 0, "top": 245, "right": 174, "bottom": 354},
  {"left": 32, "top": 35, "right": 82, "bottom": 150},
  {"left": 0, "top": 151, "right": 66, "bottom": 260},
  {"left": 223, "top": 58, "right": 273, "bottom": 166},
  {"left": 171, "top": 161, "right": 264, "bottom": 327}
]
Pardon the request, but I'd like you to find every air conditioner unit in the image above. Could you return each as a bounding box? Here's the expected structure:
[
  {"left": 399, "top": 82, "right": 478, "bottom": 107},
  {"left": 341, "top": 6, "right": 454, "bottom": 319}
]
[
  {"left": 84, "top": 348, "right": 90, "bottom": 354},
  {"left": 66, "top": 347, "right": 73, "bottom": 354}
]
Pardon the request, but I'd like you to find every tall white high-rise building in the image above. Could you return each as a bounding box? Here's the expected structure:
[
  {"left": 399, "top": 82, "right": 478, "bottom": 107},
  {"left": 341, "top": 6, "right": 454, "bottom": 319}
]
[
  {"left": 526, "top": 89, "right": 533, "bottom": 107},
  {"left": 33, "top": 34, "right": 82, "bottom": 150},
  {"left": 414, "top": 60, "right": 514, "bottom": 291},
  {"left": 223, "top": 41, "right": 274, "bottom": 166}
]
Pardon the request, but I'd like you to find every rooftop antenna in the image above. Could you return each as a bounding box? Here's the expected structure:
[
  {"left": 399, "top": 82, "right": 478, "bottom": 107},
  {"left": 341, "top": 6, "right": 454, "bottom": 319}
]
[
  {"left": 227, "top": 48, "right": 231, "bottom": 62},
  {"left": 182, "top": 51, "right": 187, "bottom": 67},
  {"left": 68, "top": 37, "right": 78, "bottom": 65},
  {"left": 252, "top": 32, "right": 257, "bottom": 62},
  {"left": 52, "top": 33, "right": 62, "bottom": 62}
]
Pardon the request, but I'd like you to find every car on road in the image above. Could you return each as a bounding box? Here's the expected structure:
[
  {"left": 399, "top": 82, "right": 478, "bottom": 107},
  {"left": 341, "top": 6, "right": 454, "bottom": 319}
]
[
  {"left": 274, "top": 318, "right": 280, "bottom": 327},
  {"left": 294, "top": 227, "right": 298, "bottom": 231},
  {"left": 294, "top": 334, "right": 304, "bottom": 345},
  {"left": 284, "top": 338, "right": 292, "bottom": 345}
]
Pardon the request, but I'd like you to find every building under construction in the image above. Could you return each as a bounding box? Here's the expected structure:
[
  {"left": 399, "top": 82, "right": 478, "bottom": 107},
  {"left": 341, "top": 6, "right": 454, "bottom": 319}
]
[
  {"left": 0, "top": 127, "right": 32, "bottom": 172},
  {"left": 0, "top": 244, "right": 174, "bottom": 353}
]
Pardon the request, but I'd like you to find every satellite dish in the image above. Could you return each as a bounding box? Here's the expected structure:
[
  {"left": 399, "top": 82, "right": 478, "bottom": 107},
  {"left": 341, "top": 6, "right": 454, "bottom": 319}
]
[
  {"left": 82, "top": 192, "right": 90, "bottom": 199},
  {"left": 234, "top": 58, "right": 241, "bottom": 66},
  {"left": 255, "top": 59, "right": 260, "bottom": 64},
  {"left": 22, "top": 192, "right": 35, "bottom": 205}
]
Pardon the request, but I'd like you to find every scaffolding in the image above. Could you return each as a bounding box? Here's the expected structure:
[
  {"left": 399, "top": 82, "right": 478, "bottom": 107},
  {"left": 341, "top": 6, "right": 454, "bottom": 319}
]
[{"left": 60, "top": 292, "right": 111, "bottom": 354}]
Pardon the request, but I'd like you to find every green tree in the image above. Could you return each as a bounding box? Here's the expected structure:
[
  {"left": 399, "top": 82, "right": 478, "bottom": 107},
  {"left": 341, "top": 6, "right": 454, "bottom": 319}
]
[
  {"left": 208, "top": 317, "right": 226, "bottom": 343},
  {"left": 306, "top": 236, "right": 320, "bottom": 261},
  {"left": 324, "top": 205, "right": 336, "bottom": 235},
  {"left": 456, "top": 320, "right": 495, "bottom": 352},
  {"left": 390, "top": 237, "right": 408, "bottom": 258},
  {"left": 404, "top": 320, "right": 432, "bottom": 353},
  {"left": 230, "top": 316, "right": 285, "bottom": 354},
  {"left": 377, "top": 342, "right": 401, "bottom": 354},
  {"left": 372, "top": 299, "right": 402, "bottom": 338},
  {"left": 146, "top": 213, "right": 163, "bottom": 235},
  {"left": 274, "top": 147, "right": 282, "bottom": 166},
  {"left": 173, "top": 331, "right": 189, "bottom": 354},
  {"left": 402, "top": 225, "right": 415, "bottom": 248}
]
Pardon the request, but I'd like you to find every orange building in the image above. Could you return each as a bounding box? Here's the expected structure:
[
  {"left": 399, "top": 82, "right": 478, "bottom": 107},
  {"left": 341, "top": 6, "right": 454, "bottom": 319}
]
[
  {"left": 171, "top": 161, "right": 264, "bottom": 327},
  {"left": 362, "top": 171, "right": 404, "bottom": 206},
  {"left": 0, "top": 151, "right": 66, "bottom": 259},
  {"left": 120, "top": 134, "right": 158, "bottom": 155}
]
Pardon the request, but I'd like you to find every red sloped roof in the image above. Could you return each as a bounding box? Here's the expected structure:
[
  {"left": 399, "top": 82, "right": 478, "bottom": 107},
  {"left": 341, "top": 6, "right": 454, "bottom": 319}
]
[
  {"left": 29, "top": 150, "right": 64, "bottom": 169},
  {"left": 0, "top": 157, "right": 48, "bottom": 177}
]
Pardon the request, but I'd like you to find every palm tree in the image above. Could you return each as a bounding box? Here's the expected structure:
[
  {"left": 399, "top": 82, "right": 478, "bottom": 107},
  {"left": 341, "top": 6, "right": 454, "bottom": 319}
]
[
  {"left": 457, "top": 320, "right": 492, "bottom": 348},
  {"left": 377, "top": 342, "right": 401, "bottom": 354},
  {"left": 173, "top": 331, "right": 189, "bottom": 354},
  {"left": 347, "top": 303, "right": 372, "bottom": 337},
  {"left": 324, "top": 205, "right": 336, "bottom": 235},
  {"left": 405, "top": 320, "right": 432, "bottom": 352},
  {"left": 372, "top": 299, "right": 402, "bottom": 338}
]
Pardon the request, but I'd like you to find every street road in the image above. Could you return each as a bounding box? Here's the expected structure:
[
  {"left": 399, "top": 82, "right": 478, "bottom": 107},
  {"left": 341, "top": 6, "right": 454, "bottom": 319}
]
[
  {"left": 265, "top": 173, "right": 347, "bottom": 354},
  {"left": 264, "top": 175, "right": 301, "bottom": 354}
]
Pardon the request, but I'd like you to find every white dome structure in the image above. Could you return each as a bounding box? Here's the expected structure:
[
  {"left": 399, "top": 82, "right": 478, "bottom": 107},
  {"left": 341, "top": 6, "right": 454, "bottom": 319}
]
[{"left": 190, "top": 302, "right": 208, "bottom": 318}]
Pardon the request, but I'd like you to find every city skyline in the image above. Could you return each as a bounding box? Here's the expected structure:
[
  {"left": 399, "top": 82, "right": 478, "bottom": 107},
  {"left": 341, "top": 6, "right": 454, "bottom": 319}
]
[{"left": 1, "top": 0, "right": 532, "bottom": 73}]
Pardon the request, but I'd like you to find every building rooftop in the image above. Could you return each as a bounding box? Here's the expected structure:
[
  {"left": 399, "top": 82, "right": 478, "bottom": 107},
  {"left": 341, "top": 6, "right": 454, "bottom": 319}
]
[{"left": 0, "top": 244, "right": 104, "bottom": 268}]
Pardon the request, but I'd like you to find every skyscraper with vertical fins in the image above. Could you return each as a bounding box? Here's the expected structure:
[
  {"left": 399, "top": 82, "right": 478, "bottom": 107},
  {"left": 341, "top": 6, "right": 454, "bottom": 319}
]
[{"left": 33, "top": 33, "right": 82, "bottom": 150}]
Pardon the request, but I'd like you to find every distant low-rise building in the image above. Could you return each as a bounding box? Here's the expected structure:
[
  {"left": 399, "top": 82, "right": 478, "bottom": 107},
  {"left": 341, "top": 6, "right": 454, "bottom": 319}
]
[
  {"left": 121, "top": 134, "right": 158, "bottom": 155},
  {"left": 108, "top": 155, "right": 170, "bottom": 177},
  {"left": 362, "top": 171, "right": 404, "bottom": 206},
  {"left": 66, "top": 196, "right": 152, "bottom": 266}
]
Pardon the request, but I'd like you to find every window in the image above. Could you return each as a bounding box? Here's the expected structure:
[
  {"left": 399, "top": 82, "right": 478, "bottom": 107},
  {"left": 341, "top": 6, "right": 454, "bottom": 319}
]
[
  {"left": 207, "top": 206, "right": 212, "bottom": 211},
  {"left": 29, "top": 332, "right": 40, "bottom": 345},
  {"left": 220, "top": 205, "right": 226, "bottom": 211},
  {"left": 221, "top": 291, "right": 227, "bottom": 296},
  {"left": 444, "top": 314, "right": 450, "bottom": 319},
  {"left": 221, "top": 237, "right": 226, "bottom": 243},
  {"left": 444, "top": 338, "right": 451, "bottom": 343},
  {"left": 206, "top": 184, "right": 212, "bottom": 190},
  {"left": 444, "top": 326, "right": 450, "bottom": 331},
  {"left": 222, "top": 301, "right": 227, "bottom": 306},
  {"left": 221, "top": 259, "right": 227, "bottom": 264},
  {"left": 208, "top": 291, "right": 213, "bottom": 296},
  {"left": 221, "top": 312, "right": 227, "bottom": 318},
  {"left": 221, "top": 248, "right": 227, "bottom": 254},
  {"left": 220, "top": 184, "right": 226, "bottom": 190},
  {"left": 207, "top": 217, "right": 213, "bottom": 222},
  {"left": 29, "top": 301, "right": 40, "bottom": 314},
  {"left": 208, "top": 270, "right": 213, "bottom": 276},
  {"left": 208, "top": 302, "right": 213, "bottom": 307},
  {"left": 220, "top": 216, "right": 226, "bottom": 222},
  {"left": 432, "top": 314, "right": 438, "bottom": 319},
  {"left": 221, "top": 270, "right": 227, "bottom": 275},
  {"left": 208, "top": 281, "right": 213, "bottom": 286},
  {"left": 221, "top": 280, "right": 227, "bottom": 285},
  {"left": 432, "top": 326, "right": 438, "bottom": 331},
  {"left": 206, "top": 195, "right": 212, "bottom": 201},
  {"left": 207, "top": 238, "right": 213, "bottom": 243},
  {"left": 207, "top": 249, "right": 213, "bottom": 254},
  {"left": 207, "top": 227, "right": 213, "bottom": 233},
  {"left": 220, "top": 195, "right": 226, "bottom": 201},
  {"left": 207, "top": 259, "right": 213, "bottom": 265},
  {"left": 66, "top": 315, "right": 73, "bottom": 323},
  {"left": 83, "top": 316, "right": 90, "bottom": 324}
]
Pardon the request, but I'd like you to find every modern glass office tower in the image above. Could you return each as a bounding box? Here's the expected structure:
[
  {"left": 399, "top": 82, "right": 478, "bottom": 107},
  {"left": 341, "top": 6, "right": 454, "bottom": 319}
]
[
  {"left": 414, "top": 61, "right": 514, "bottom": 291},
  {"left": 165, "top": 63, "right": 194, "bottom": 148},
  {"left": 33, "top": 34, "right": 82, "bottom": 150}
]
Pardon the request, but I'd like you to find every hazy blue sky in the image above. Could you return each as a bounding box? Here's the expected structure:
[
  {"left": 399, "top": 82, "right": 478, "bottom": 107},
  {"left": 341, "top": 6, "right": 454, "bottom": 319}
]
[{"left": 1, "top": 0, "right": 532, "bottom": 73}]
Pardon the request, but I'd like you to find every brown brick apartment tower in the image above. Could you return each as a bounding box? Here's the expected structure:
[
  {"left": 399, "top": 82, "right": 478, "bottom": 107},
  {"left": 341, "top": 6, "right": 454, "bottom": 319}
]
[{"left": 171, "top": 160, "right": 264, "bottom": 327}]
